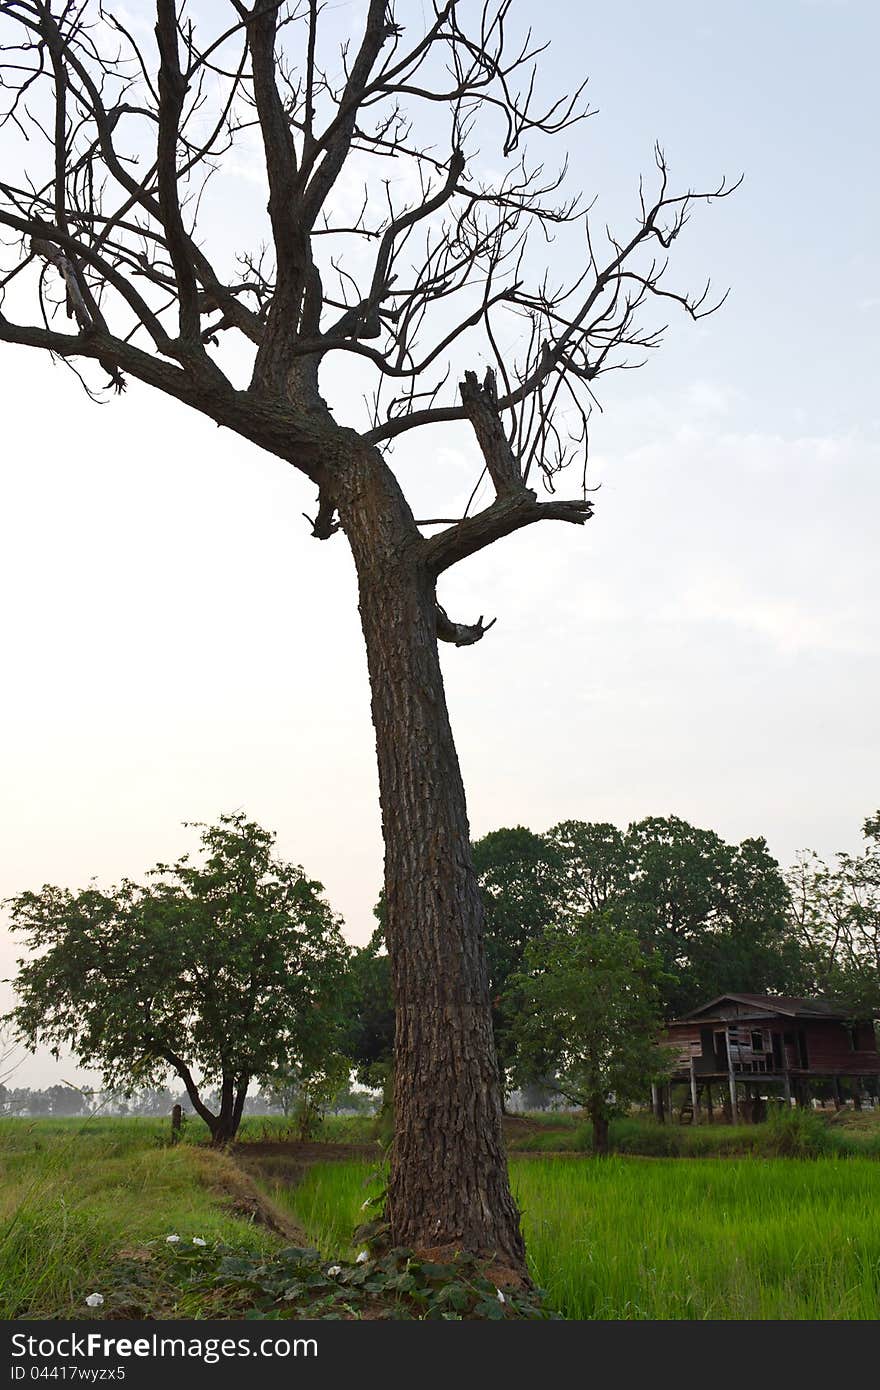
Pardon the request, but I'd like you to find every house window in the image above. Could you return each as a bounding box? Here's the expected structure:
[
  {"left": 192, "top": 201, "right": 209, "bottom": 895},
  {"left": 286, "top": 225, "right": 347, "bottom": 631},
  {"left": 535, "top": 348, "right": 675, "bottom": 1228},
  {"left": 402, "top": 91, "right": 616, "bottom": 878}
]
[{"left": 751, "top": 1030, "right": 765, "bottom": 1052}]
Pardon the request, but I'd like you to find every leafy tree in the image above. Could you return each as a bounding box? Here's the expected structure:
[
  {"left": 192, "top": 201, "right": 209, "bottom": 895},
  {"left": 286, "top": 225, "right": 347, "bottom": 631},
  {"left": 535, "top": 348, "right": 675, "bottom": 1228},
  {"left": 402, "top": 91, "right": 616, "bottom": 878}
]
[
  {"left": 326, "top": 1081, "right": 377, "bottom": 1117},
  {"left": 508, "top": 916, "right": 672, "bottom": 1153},
  {"left": 472, "top": 827, "right": 564, "bottom": 1083},
  {"left": 787, "top": 810, "right": 880, "bottom": 1017},
  {"left": 0, "top": 0, "right": 732, "bottom": 1265},
  {"left": 260, "top": 1053, "right": 352, "bottom": 1139},
  {"left": 5, "top": 814, "right": 350, "bottom": 1143},
  {"left": 545, "top": 820, "right": 629, "bottom": 912}
]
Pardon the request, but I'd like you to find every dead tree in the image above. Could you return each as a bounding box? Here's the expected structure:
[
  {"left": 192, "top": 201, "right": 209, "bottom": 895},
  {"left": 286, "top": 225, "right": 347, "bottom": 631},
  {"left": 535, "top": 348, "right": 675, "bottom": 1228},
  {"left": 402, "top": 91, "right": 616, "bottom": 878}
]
[{"left": 0, "top": 0, "right": 736, "bottom": 1272}]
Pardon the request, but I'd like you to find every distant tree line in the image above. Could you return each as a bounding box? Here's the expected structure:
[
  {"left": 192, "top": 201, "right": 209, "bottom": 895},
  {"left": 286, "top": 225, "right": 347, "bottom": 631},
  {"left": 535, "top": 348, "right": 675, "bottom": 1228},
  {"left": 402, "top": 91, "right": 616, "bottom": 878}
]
[
  {"left": 0, "top": 1081, "right": 378, "bottom": 1121},
  {"left": 4, "top": 809, "right": 878, "bottom": 1146}
]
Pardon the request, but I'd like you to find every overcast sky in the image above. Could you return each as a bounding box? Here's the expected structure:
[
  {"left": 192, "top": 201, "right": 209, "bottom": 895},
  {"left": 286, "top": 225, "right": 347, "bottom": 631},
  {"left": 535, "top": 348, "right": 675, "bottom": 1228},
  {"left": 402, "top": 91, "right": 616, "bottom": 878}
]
[{"left": 1, "top": 0, "right": 877, "bottom": 1088}]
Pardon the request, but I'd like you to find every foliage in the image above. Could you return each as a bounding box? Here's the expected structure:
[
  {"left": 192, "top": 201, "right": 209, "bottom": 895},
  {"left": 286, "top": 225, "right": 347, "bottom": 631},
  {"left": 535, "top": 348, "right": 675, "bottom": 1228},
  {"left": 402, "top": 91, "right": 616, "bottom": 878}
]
[
  {"left": 548, "top": 815, "right": 799, "bottom": 1016},
  {"left": 4, "top": 814, "right": 351, "bottom": 1141},
  {"left": 788, "top": 810, "right": 880, "bottom": 1019},
  {"left": 343, "top": 943, "right": 394, "bottom": 1094},
  {"left": 507, "top": 915, "right": 673, "bottom": 1150},
  {"left": 763, "top": 1104, "right": 836, "bottom": 1157},
  {"left": 472, "top": 827, "right": 565, "bottom": 1078},
  {"left": 261, "top": 1054, "right": 353, "bottom": 1141},
  {"left": 476, "top": 814, "right": 800, "bottom": 1019},
  {"left": 144, "top": 1241, "right": 554, "bottom": 1321}
]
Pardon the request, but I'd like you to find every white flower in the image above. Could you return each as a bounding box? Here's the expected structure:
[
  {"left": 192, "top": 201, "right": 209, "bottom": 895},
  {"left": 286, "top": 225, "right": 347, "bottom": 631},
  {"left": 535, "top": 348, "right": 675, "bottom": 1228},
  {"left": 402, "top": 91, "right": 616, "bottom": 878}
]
[
  {"left": 496, "top": 1288, "right": 506, "bottom": 1304},
  {"left": 84, "top": 1293, "right": 104, "bottom": 1308},
  {"left": 192, "top": 1237, "right": 207, "bottom": 1247},
  {"left": 327, "top": 1265, "right": 342, "bottom": 1277},
  {"left": 165, "top": 1234, "right": 181, "bottom": 1244},
  {"left": 356, "top": 1250, "right": 369, "bottom": 1264}
]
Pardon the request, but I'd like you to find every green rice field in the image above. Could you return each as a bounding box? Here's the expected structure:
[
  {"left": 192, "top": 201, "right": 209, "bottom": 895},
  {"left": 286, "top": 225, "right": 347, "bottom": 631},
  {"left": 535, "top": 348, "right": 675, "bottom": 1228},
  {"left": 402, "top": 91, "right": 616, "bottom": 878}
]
[{"left": 276, "top": 1154, "right": 880, "bottom": 1319}]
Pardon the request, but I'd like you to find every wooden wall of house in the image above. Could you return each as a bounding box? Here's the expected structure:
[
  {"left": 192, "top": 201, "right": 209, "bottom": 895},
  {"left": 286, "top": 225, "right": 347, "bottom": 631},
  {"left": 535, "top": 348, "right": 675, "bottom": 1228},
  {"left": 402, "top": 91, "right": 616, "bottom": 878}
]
[
  {"left": 662, "top": 1023, "right": 703, "bottom": 1071},
  {"left": 801, "top": 1020, "right": 880, "bottom": 1076}
]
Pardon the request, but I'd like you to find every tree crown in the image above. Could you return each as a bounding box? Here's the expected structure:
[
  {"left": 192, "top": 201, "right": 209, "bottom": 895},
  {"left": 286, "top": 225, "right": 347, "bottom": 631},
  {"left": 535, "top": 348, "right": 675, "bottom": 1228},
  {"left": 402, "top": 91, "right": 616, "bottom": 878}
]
[
  {"left": 4, "top": 812, "right": 351, "bottom": 1097},
  {"left": 0, "top": 1, "right": 736, "bottom": 638}
]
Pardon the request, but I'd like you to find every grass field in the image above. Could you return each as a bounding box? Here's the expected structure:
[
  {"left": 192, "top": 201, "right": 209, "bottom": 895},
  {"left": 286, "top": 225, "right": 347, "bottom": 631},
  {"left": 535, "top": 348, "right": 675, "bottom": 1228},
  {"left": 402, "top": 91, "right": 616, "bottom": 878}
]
[
  {"left": 0, "top": 1117, "right": 279, "bottom": 1318},
  {"left": 4, "top": 1113, "right": 880, "bottom": 1319},
  {"left": 278, "top": 1154, "right": 880, "bottom": 1319}
]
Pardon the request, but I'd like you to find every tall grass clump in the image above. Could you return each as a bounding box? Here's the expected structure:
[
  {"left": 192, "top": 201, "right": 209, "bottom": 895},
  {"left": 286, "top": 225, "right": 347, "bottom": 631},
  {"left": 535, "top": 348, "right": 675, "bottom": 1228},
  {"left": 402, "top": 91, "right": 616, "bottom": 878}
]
[
  {"left": 510, "top": 1110, "right": 861, "bottom": 1159},
  {"left": 762, "top": 1105, "right": 837, "bottom": 1157}
]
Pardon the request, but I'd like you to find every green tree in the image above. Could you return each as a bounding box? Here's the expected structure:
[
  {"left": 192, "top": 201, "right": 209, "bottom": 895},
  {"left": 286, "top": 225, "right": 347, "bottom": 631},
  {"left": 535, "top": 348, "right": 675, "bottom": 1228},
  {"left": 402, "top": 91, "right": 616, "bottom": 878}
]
[
  {"left": 5, "top": 814, "right": 350, "bottom": 1143},
  {"left": 508, "top": 917, "right": 672, "bottom": 1153},
  {"left": 787, "top": 810, "right": 880, "bottom": 1017},
  {"left": 345, "top": 944, "right": 395, "bottom": 1096},
  {"left": 547, "top": 815, "right": 798, "bottom": 1015},
  {"left": 545, "top": 820, "right": 629, "bottom": 912},
  {"left": 261, "top": 1053, "right": 352, "bottom": 1139},
  {"left": 472, "top": 827, "right": 564, "bottom": 1084}
]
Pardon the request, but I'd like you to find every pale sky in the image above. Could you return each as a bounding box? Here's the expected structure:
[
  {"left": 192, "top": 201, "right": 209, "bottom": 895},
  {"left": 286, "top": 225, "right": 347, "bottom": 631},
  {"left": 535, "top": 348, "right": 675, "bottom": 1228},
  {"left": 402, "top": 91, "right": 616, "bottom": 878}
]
[{"left": 1, "top": 0, "right": 877, "bottom": 1087}]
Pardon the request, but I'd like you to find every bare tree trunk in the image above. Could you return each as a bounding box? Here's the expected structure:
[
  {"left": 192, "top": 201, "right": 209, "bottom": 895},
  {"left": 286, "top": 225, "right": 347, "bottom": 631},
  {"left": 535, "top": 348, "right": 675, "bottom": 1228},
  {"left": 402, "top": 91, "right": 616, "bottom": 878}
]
[{"left": 340, "top": 454, "right": 525, "bottom": 1271}]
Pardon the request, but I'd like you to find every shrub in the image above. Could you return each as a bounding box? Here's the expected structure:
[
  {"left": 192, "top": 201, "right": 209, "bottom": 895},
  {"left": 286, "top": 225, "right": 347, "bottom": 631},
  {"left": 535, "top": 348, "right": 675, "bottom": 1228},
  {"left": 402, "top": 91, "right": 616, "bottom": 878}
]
[{"left": 762, "top": 1105, "right": 836, "bottom": 1157}]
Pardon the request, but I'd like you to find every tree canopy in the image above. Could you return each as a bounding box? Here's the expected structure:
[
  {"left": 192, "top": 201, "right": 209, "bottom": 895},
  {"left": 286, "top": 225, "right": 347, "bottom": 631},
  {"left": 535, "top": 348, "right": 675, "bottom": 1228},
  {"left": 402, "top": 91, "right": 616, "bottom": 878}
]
[
  {"left": 788, "top": 811, "right": 880, "bottom": 1020},
  {"left": 4, "top": 813, "right": 351, "bottom": 1141},
  {"left": 472, "top": 825, "right": 564, "bottom": 1077},
  {"left": 544, "top": 815, "right": 799, "bottom": 1016}
]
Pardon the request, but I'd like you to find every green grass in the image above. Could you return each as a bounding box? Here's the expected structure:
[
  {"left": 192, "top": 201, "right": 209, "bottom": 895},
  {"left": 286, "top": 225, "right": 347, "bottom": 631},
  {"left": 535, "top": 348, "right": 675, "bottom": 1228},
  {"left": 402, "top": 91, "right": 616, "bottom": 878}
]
[
  {"left": 270, "top": 1158, "right": 384, "bottom": 1259},
  {"left": 515, "top": 1157, "right": 880, "bottom": 1318},
  {"left": 281, "top": 1155, "right": 880, "bottom": 1319},
  {"left": 7, "top": 1114, "right": 880, "bottom": 1320},
  {"left": 0, "top": 1117, "right": 278, "bottom": 1318}
]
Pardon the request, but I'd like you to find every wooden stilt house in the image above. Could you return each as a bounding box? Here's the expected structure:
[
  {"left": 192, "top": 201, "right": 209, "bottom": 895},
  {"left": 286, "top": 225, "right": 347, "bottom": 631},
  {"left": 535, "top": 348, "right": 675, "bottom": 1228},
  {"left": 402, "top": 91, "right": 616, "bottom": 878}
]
[{"left": 662, "top": 993, "right": 880, "bottom": 1123}]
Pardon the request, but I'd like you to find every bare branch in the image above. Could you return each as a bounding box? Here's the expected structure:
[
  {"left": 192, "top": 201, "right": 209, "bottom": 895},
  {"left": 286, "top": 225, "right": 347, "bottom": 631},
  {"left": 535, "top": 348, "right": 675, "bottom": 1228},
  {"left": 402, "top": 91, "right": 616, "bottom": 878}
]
[
  {"left": 426, "top": 490, "right": 594, "bottom": 575},
  {"left": 436, "top": 603, "right": 497, "bottom": 646},
  {"left": 154, "top": 0, "right": 201, "bottom": 342}
]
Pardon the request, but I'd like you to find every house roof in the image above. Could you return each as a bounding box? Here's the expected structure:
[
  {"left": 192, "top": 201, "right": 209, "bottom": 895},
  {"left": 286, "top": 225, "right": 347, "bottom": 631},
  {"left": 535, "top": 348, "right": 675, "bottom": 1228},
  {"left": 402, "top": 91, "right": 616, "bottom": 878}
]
[{"left": 674, "top": 993, "right": 848, "bottom": 1023}]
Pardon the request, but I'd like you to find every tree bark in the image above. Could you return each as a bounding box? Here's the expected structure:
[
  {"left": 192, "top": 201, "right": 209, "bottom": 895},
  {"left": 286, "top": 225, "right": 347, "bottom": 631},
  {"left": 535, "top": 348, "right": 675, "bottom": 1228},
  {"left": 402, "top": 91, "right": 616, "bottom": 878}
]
[
  {"left": 590, "top": 1103, "right": 610, "bottom": 1156},
  {"left": 338, "top": 449, "right": 525, "bottom": 1271}
]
